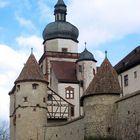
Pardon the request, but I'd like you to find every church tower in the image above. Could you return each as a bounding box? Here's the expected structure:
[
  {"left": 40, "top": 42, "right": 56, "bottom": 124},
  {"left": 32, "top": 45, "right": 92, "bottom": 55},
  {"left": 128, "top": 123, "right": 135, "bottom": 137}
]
[
  {"left": 42, "top": 0, "right": 79, "bottom": 53},
  {"left": 9, "top": 53, "right": 48, "bottom": 140},
  {"left": 81, "top": 57, "right": 121, "bottom": 138}
]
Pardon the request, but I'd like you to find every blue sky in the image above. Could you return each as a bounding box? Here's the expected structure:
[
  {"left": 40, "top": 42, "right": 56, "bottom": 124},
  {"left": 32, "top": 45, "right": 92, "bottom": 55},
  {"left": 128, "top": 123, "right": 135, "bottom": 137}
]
[{"left": 0, "top": 0, "right": 140, "bottom": 121}]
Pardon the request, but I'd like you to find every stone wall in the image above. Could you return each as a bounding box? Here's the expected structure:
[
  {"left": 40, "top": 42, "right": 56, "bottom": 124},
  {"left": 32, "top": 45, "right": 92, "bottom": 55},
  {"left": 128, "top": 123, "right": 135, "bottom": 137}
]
[
  {"left": 83, "top": 95, "right": 119, "bottom": 138},
  {"left": 45, "top": 116, "right": 84, "bottom": 140},
  {"left": 113, "top": 91, "right": 140, "bottom": 140}
]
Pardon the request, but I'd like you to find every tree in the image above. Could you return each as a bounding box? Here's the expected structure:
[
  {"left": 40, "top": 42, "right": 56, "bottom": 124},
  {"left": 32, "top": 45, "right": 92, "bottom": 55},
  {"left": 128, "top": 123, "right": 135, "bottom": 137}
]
[{"left": 0, "top": 121, "right": 9, "bottom": 140}]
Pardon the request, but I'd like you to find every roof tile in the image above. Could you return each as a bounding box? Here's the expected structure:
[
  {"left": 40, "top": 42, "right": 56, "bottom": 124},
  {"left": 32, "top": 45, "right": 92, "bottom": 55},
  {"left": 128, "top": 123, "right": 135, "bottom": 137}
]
[
  {"left": 115, "top": 46, "right": 140, "bottom": 73},
  {"left": 82, "top": 58, "right": 121, "bottom": 99},
  {"left": 51, "top": 61, "right": 78, "bottom": 83},
  {"left": 15, "top": 54, "right": 47, "bottom": 84}
]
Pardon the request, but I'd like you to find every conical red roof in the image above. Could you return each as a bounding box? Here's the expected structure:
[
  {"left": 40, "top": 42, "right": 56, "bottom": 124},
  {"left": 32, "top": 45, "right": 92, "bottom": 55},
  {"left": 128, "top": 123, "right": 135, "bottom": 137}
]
[
  {"left": 81, "top": 58, "right": 121, "bottom": 100},
  {"left": 15, "top": 54, "right": 48, "bottom": 84}
]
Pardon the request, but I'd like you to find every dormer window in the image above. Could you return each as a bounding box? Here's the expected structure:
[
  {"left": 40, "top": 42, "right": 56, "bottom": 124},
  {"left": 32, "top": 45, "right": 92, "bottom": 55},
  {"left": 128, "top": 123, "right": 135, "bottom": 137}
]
[
  {"left": 65, "top": 86, "right": 74, "bottom": 99},
  {"left": 32, "top": 83, "right": 39, "bottom": 90}
]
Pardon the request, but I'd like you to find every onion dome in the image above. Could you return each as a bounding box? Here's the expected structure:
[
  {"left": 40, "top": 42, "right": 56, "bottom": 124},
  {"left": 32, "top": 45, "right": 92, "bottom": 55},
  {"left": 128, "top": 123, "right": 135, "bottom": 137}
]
[
  {"left": 15, "top": 53, "right": 48, "bottom": 84},
  {"left": 76, "top": 48, "right": 97, "bottom": 62},
  {"left": 81, "top": 58, "right": 121, "bottom": 102},
  {"left": 42, "top": 0, "right": 79, "bottom": 43}
]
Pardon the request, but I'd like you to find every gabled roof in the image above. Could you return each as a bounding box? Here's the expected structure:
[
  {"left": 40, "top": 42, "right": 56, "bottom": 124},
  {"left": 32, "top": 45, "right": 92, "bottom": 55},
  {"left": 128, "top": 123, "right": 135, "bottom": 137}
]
[
  {"left": 51, "top": 61, "right": 78, "bottom": 83},
  {"left": 115, "top": 46, "right": 140, "bottom": 74},
  {"left": 81, "top": 58, "right": 121, "bottom": 101},
  {"left": 15, "top": 54, "right": 48, "bottom": 84}
]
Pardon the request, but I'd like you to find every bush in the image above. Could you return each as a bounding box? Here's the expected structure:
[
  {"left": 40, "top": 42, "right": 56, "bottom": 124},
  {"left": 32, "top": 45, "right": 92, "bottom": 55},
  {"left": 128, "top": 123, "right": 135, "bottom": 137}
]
[{"left": 84, "top": 136, "right": 116, "bottom": 140}]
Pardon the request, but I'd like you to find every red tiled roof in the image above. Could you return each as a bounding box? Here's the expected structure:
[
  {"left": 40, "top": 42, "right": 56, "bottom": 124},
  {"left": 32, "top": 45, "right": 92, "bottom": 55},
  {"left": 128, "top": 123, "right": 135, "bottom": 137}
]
[
  {"left": 15, "top": 54, "right": 48, "bottom": 84},
  {"left": 81, "top": 58, "right": 121, "bottom": 100},
  {"left": 51, "top": 61, "right": 78, "bottom": 83}
]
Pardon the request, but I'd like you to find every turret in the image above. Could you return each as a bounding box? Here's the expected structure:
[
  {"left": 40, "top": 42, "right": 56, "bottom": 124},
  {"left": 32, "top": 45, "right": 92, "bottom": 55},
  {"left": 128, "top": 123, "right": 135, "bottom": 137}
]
[
  {"left": 81, "top": 57, "right": 121, "bottom": 138},
  {"left": 9, "top": 53, "right": 48, "bottom": 140},
  {"left": 76, "top": 48, "right": 97, "bottom": 91},
  {"left": 42, "top": 0, "right": 79, "bottom": 53}
]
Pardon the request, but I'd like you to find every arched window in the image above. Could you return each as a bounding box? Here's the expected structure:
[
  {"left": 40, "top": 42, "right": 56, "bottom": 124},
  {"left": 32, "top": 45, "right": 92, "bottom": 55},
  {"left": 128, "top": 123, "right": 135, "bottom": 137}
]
[{"left": 65, "top": 86, "right": 74, "bottom": 99}]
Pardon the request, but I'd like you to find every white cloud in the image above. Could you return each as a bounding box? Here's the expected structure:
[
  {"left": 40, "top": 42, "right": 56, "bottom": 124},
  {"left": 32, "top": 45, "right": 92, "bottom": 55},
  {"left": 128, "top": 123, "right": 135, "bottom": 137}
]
[
  {"left": 68, "top": 0, "right": 140, "bottom": 48},
  {"left": 37, "top": 0, "right": 53, "bottom": 21},
  {"left": 0, "top": 36, "right": 43, "bottom": 121},
  {"left": 0, "top": 0, "right": 9, "bottom": 8},
  {"left": 15, "top": 15, "right": 36, "bottom": 31},
  {"left": 16, "top": 35, "right": 43, "bottom": 60},
  {"left": 0, "top": 44, "right": 28, "bottom": 121}
]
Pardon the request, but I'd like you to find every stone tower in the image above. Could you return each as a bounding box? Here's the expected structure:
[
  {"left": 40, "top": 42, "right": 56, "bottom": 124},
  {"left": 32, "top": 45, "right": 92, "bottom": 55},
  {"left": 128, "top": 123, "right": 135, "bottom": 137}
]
[
  {"left": 9, "top": 53, "right": 48, "bottom": 140},
  {"left": 81, "top": 57, "right": 121, "bottom": 138},
  {"left": 76, "top": 48, "right": 97, "bottom": 91}
]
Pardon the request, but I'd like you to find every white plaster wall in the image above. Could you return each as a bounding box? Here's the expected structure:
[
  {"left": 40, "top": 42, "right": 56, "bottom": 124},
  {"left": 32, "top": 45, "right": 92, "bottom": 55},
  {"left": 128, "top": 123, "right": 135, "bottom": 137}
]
[
  {"left": 77, "top": 61, "right": 96, "bottom": 91},
  {"left": 58, "top": 83, "right": 80, "bottom": 117},
  {"left": 118, "top": 65, "right": 140, "bottom": 96},
  {"left": 44, "top": 39, "right": 78, "bottom": 53},
  {"left": 50, "top": 69, "right": 58, "bottom": 93}
]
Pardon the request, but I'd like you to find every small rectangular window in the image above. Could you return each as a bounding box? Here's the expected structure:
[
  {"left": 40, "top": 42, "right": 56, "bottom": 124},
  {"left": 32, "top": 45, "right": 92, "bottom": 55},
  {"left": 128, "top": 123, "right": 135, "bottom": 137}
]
[
  {"left": 62, "top": 48, "right": 68, "bottom": 52},
  {"left": 23, "top": 97, "right": 28, "bottom": 102},
  {"left": 71, "top": 106, "right": 74, "bottom": 117},
  {"left": 124, "top": 75, "right": 128, "bottom": 87},
  {"left": 134, "top": 71, "right": 137, "bottom": 78},
  {"left": 48, "top": 94, "right": 53, "bottom": 101},
  {"left": 79, "top": 65, "right": 82, "bottom": 72},
  {"left": 43, "top": 97, "right": 46, "bottom": 103},
  {"left": 17, "top": 85, "right": 20, "bottom": 92},
  {"left": 32, "top": 83, "right": 39, "bottom": 90}
]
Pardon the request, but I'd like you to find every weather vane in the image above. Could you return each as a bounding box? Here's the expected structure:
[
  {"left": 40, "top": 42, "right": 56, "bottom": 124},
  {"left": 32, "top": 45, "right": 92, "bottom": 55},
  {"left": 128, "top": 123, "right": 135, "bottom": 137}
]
[
  {"left": 31, "top": 48, "right": 33, "bottom": 54},
  {"left": 84, "top": 42, "right": 87, "bottom": 49},
  {"left": 105, "top": 50, "right": 107, "bottom": 58}
]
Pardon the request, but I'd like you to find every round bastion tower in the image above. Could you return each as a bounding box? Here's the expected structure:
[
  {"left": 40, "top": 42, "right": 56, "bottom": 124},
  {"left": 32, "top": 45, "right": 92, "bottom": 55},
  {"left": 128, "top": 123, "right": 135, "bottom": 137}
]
[
  {"left": 9, "top": 53, "right": 48, "bottom": 140},
  {"left": 81, "top": 57, "right": 121, "bottom": 138},
  {"left": 76, "top": 48, "right": 97, "bottom": 91}
]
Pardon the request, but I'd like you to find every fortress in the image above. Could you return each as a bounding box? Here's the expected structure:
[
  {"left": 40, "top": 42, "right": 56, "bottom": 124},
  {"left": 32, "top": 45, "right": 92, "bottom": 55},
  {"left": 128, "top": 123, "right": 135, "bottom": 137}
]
[{"left": 9, "top": 0, "right": 140, "bottom": 140}]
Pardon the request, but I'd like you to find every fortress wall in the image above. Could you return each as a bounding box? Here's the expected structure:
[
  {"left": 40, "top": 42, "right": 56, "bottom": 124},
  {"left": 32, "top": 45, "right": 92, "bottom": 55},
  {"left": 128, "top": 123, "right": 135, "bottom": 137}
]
[
  {"left": 113, "top": 91, "right": 140, "bottom": 140},
  {"left": 45, "top": 116, "right": 84, "bottom": 140}
]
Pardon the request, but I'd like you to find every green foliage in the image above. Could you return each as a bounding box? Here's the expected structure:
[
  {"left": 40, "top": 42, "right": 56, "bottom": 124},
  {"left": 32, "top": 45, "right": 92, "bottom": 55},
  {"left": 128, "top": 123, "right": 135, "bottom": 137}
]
[{"left": 84, "top": 136, "right": 116, "bottom": 140}]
